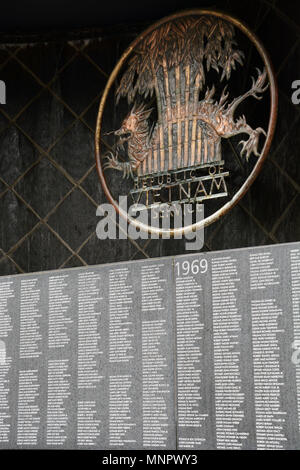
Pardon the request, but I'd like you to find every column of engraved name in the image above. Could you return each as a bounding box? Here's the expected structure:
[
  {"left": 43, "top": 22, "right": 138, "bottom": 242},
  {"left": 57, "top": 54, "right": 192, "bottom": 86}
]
[
  {"left": 290, "top": 249, "right": 300, "bottom": 433},
  {"left": 141, "top": 264, "right": 170, "bottom": 448},
  {"left": 0, "top": 280, "right": 15, "bottom": 445},
  {"left": 250, "top": 251, "right": 287, "bottom": 449},
  {"left": 77, "top": 271, "right": 103, "bottom": 447},
  {"left": 175, "top": 272, "right": 205, "bottom": 449},
  {"left": 46, "top": 274, "right": 72, "bottom": 446},
  {"left": 109, "top": 268, "right": 136, "bottom": 447},
  {"left": 17, "top": 279, "right": 42, "bottom": 446},
  {"left": 211, "top": 256, "right": 248, "bottom": 449}
]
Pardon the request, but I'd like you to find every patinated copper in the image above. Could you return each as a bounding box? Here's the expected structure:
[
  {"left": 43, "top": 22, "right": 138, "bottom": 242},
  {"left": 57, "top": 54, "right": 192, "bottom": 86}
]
[{"left": 95, "top": 9, "right": 278, "bottom": 237}]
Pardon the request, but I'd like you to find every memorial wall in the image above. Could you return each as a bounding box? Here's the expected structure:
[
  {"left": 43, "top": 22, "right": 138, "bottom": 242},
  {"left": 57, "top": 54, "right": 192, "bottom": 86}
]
[{"left": 0, "top": 240, "right": 299, "bottom": 450}]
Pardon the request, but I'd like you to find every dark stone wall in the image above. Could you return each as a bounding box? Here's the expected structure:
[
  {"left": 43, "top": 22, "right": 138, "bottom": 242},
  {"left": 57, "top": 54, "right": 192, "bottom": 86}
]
[{"left": 0, "top": 0, "right": 299, "bottom": 275}]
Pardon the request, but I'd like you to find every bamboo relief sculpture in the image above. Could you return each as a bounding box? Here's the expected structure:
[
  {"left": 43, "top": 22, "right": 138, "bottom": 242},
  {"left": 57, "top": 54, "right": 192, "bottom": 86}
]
[
  {"left": 104, "top": 16, "right": 268, "bottom": 180},
  {"left": 96, "top": 10, "right": 277, "bottom": 235}
]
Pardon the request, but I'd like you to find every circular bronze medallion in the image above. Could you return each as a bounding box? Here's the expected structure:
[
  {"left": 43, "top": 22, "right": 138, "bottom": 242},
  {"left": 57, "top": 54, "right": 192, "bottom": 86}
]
[{"left": 95, "top": 9, "right": 278, "bottom": 237}]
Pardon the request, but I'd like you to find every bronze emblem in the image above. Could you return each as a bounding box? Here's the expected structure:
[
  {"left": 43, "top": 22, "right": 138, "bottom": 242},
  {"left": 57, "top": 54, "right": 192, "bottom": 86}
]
[{"left": 95, "top": 9, "right": 277, "bottom": 237}]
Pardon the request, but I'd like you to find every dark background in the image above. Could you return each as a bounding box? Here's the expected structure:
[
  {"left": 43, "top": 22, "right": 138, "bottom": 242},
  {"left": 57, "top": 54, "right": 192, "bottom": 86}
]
[{"left": 0, "top": 0, "right": 299, "bottom": 275}]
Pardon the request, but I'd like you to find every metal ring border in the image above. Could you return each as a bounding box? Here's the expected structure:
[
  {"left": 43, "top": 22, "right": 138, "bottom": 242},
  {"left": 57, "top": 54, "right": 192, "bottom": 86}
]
[{"left": 95, "top": 9, "right": 278, "bottom": 237}]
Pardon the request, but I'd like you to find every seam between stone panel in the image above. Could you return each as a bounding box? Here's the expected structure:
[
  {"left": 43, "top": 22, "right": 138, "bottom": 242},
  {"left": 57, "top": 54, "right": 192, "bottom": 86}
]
[
  {"left": 5, "top": 189, "right": 85, "bottom": 265},
  {"left": 1, "top": 91, "right": 101, "bottom": 182},
  {"left": 276, "top": 37, "right": 300, "bottom": 78},
  {"left": 14, "top": 52, "right": 104, "bottom": 134},
  {"left": 130, "top": 238, "right": 152, "bottom": 260},
  {"left": 0, "top": 116, "right": 144, "bottom": 265},
  {"left": 109, "top": 221, "right": 150, "bottom": 259},
  {"left": 0, "top": 186, "right": 9, "bottom": 199},
  {"left": 4, "top": 220, "right": 41, "bottom": 258},
  {"left": 238, "top": 199, "right": 279, "bottom": 243},
  {"left": 1, "top": 253, "right": 24, "bottom": 274},
  {"left": 58, "top": 230, "right": 96, "bottom": 269},
  {"left": 0, "top": 48, "right": 79, "bottom": 123},
  {"left": 239, "top": 0, "right": 273, "bottom": 92},
  {"left": 270, "top": 140, "right": 300, "bottom": 194},
  {"left": 262, "top": 0, "right": 300, "bottom": 39},
  {"left": 226, "top": 139, "right": 245, "bottom": 174},
  {"left": 43, "top": 92, "right": 103, "bottom": 156},
  {"left": 269, "top": 193, "right": 298, "bottom": 236},
  {"left": 0, "top": 45, "right": 21, "bottom": 72},
  {"left": 9, "top": 156, "right": 146, "bottom": 267},
  {"left": 205, "top": 216, "right": 227, "bottom": 249},
  {"left": 0, "top": 117, "right": 84, "bottom": 187},
  {"left": 9, "top": 157, "right": 44, "bottom": 189},
  {"left": 203, "top": 242, "right": 212, "bottom": 251},
  {"left": 79, "top": 48, "right": 109, "bottom": 79},
  {"left": 15, "top": 46, "right": 78, "bottom": 89}
]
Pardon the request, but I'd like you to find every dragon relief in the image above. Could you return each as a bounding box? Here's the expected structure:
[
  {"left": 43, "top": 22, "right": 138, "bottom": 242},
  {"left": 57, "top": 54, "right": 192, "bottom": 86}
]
[{"left": 103, "top": 15, "right": 269, "bottom": 179}]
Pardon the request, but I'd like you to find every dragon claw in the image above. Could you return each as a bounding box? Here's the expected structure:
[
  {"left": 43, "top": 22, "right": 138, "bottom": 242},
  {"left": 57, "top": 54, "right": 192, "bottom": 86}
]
[
  {"left": 103, "top": 152, "right": 120, "bottom": 171},
  {"left": 103, "top": 152, "right": 134, "bottom": 178},
  {"left": 256, "top": 127, "right": 267, "bottom": 137},
  {"left": 122, "top": 162, "right": 134, "bottom": 179},
  {"left": 239, "top": 127, "right": 266, "bottom": 160}
]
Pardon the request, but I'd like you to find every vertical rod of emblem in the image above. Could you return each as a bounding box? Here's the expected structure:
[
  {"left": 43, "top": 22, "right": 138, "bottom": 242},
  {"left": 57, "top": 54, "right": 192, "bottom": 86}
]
[
  {"left": 163, "top": 58, "right": 172, "bottom": 171},
  {"left": 168, "top": 127, "right": 173, "bottom": 171},
  {"left": 150, "top": 56, "right": 162, "bottom": 172},
  {"left": 191, "top": 74, "right": 200, "bottom": 167},
  {"left": 148, "top": 146, "right": 152, "bottom": 174},
  {"left": 204, "top": 137, "right": 208, "bottom": 163},
  {"left": 153, "top": 145, "right": 158, "bottom": 173},
  {"left": 197, "top": 124, "right": 202, "bottom": 164},
  {"left": 176, "top": 65, "right": 181, "bottom": 169},
  {"left": 191, "top": 119, "right": 197, "bottom": 167},
  {"left": 150, "top": 56, "right": 162, "bottom": 123},
  {"left": 162, "top": 58, "right": 172, "bottom": 121},
  {"left": 184, "top": 65, "right": 190, "bottom": 167},
  {"left": 159, "top": 126, "right": 165, "bottom": 172}
]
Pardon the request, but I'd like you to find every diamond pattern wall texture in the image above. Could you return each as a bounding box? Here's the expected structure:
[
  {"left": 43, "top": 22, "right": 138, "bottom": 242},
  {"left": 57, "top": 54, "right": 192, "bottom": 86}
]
[{"left": 0, "top": 0, "right": 299, "bottom": 275}]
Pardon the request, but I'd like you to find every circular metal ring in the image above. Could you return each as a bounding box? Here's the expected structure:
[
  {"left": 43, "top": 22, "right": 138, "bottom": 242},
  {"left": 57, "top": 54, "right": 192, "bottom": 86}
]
[{"left": 95, "top": 9, "right": 278, "bottom": 237}]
